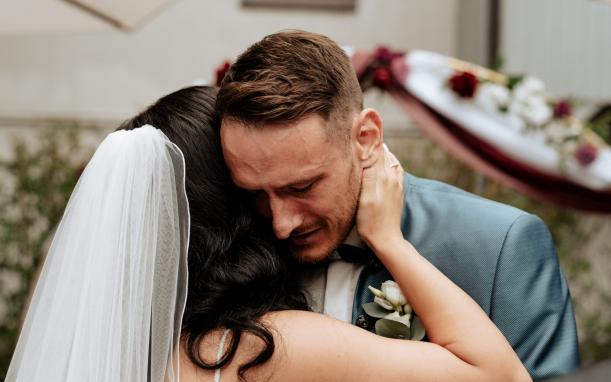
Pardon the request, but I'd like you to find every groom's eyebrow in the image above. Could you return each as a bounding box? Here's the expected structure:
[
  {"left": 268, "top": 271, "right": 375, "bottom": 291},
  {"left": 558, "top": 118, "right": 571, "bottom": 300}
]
[
  {"left": 238, "top": 175, "right": 322, "bottom": 193},
  {"left": 279, "top": 175, "right": 325, "bottom": 194},
  {"left": 285, "top": 175, "right": 321, "bottom": 188}
]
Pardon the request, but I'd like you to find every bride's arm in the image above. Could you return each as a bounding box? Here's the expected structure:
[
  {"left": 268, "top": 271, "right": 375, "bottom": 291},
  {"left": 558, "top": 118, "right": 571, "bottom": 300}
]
[
  {"left": 247, "top": 151, "right": 530, "bottom": 382},
  {"left": 361, "top": 149, "right": 529, "bottom": 380}
]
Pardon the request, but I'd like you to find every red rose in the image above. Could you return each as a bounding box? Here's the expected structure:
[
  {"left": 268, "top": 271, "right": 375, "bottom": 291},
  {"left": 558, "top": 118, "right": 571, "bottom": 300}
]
[
  {"left": 215, "top": 61, "right": 231, "bottom": 87},
  {"left": 373, "top": 67, "right": 393, "bottom": 89},
  {"left": 449, "top": 71, "right": 479, "bottom": 98},
  {"left": 574, "top": 143, "right": 598, "bottom": 166},
  {"left": 375, "top": 46, "right": 394, "bottom": 64},
  {"left": 553, "top": 100, "right": 572, "bottom": 119}
]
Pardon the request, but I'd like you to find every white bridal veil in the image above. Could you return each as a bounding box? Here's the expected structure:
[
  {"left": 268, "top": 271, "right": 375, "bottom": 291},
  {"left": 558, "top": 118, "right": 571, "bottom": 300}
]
[{"left": 6, "top": 125, "right": 190, "bottom": 382}]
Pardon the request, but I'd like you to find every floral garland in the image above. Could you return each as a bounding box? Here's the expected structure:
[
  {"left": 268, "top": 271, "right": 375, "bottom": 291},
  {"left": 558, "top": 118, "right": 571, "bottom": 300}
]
[
  {"left": 356, "top": 46, "right": 409, "bottom": 92},
  {"left": 353, "top": 46, "right": 607, "bottom": 170},
  {"left": 446, "top": 68, "right": 606, "bottom": 168}
]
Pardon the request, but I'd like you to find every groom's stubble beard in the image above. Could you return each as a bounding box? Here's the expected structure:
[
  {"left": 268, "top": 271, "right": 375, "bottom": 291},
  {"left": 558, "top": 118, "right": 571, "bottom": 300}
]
[{"left": 288, "top": 157, "right": 361, "bottom": 264}]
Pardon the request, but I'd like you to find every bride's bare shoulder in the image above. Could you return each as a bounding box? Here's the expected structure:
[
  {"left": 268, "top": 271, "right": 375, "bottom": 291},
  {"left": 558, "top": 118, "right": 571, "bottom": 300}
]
[
  {"left": 179, "top": 311, "right": 381, "bottom": 382},
  {"left": 263, "top": 310, "right": 364, "bottom": 346},
  {"left": 261, "top": 311, "right": 383, "bottom": 381}
]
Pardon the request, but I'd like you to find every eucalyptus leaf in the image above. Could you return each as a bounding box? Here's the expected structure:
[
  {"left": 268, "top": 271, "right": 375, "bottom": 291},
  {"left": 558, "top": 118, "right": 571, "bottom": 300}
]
[
  {"left": 410, "top": 316, "right": 426, "bottom": 341},
  {"left": 362, "top": 302, "right": 392, "bottom": 319},
  {"left": 375, "top": 318, "right": 411, "bottom": 340},
  {"left": 373, "top": 296, "right": 394, "bottom": 310},
  {"left": 384, "top": 311, "right": 411, "bottom": 327}
]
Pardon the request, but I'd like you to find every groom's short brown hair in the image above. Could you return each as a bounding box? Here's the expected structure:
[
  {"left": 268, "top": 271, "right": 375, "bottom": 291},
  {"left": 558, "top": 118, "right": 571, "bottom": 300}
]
[{"left": 216, "top": 30, "right": 363, "bottom": 139}]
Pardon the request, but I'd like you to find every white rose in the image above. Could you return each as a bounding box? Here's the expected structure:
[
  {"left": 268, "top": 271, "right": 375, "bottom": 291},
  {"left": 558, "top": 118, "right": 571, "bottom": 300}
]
[
  {"left": 513, "top": 76, "right": 545, "bottom": 100},
  {"left": 510, "top": 95, "right": 552, "bottom": 127},
  {"left": 381, "top": 280, "right": 407, "bottom": 307},
  {"left": 476, "top": 83, "right": 510, "bottom": 113}
]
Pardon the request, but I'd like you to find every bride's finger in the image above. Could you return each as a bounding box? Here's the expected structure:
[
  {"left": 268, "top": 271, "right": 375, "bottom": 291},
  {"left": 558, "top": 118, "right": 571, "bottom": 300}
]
[
  {"left": 386, "top": 148, "right": 400, "bottom": 168},
  {"left": 383, "top": 143, "right": 391, "bottom": 167}
]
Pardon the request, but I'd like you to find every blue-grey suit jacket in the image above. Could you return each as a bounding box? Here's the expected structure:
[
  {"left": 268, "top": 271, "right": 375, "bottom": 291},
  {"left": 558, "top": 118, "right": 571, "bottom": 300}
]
[{"left": 351, "top": 172, "right": 579, "bottom": 379}]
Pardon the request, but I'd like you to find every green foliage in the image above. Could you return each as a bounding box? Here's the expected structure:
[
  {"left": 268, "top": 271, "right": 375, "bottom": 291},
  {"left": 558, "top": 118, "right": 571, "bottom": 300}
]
[
  {"left": 506, "top": 74, "right": 525, "bottom": 90},
  {"left": 580, "top": 293, "right": 611, "bottom": 363},
  {"left": 589, "top": 107, "right": 611, "bottom": 145},
  {"left": 490, "top": 56, "right": 505, "bottom": 72},
  {"left": 0, "top": 124, "right": 95, "bottom": 379},
  {"left": 375, "top": 317, "right": 412, "bottom": 339},
  {"left": 363, "top": 302, "right": 390, "bottom": 318}
]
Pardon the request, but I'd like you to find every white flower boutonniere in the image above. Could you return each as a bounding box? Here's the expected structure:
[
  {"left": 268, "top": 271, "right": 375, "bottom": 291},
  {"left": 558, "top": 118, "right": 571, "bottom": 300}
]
[{"left": 363, "top": 280, "right": 426, "bottom": 341}]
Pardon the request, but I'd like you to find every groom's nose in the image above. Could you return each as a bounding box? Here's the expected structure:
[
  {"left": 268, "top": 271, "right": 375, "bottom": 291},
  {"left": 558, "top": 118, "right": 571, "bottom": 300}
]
[{"left": 268, "top": 196, "right": 303, "bottom": 240}]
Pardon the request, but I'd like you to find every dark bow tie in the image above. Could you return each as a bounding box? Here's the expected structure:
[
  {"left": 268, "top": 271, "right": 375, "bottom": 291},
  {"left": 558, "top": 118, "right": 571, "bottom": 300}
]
[{"left": 336, "top": 244, "right": 372, "bottom": 264}]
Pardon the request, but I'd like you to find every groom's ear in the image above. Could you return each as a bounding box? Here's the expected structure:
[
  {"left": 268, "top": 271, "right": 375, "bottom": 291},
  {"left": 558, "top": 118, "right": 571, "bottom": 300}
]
[{"left": 352, "top": 108, "right": 383, "bottom": 168}]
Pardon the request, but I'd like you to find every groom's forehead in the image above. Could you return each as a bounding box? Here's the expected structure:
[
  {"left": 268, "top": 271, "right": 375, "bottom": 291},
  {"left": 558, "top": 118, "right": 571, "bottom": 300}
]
[
  {"left": 221, "top": 116, "right": 333, "bottom": 157},
  {"left": 227, "top": 150, "right": 327, "bottom": 192},
  {"left": 226, "top": 143, "right": 329, "bottom": 188},
  {"left": 233, "top": 171, "right": 322, "bottom": 192},
  {"left": 220, "top": 114, "right": 346, "bottom": 191}
]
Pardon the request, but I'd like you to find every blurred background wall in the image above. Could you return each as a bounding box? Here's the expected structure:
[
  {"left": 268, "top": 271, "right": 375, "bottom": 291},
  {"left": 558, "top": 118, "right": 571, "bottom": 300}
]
[
  {"left": 502, "top": 0, "right": 611, "bottom": 100},
  {"left": 0, "top": 0, "right": 461, "bottom": 124}
]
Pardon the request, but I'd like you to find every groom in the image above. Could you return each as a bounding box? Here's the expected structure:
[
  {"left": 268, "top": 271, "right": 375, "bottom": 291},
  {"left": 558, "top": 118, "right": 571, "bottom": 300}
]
[{"left": 216, "top": 30, "right": 579, "bottom": 379}]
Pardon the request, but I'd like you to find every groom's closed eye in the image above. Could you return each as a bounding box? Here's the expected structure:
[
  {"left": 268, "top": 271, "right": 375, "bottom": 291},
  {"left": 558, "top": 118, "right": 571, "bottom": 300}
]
[
  {"left": 285, "top": 176, "right": 322, "bottom": 195},
  {"left": 288, "top": 182, "right": 314, "bottom": 194}
]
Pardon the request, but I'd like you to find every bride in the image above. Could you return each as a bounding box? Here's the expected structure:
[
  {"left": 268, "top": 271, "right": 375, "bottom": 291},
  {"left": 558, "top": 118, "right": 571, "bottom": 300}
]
[{"left": 6, "top": 85, "right": 530, "bottom": 382}]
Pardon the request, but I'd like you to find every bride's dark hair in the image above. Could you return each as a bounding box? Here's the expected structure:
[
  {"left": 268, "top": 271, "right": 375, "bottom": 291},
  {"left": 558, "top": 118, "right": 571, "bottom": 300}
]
[{"left": 118, "top": 85, "right": 309, "bottom": 379}]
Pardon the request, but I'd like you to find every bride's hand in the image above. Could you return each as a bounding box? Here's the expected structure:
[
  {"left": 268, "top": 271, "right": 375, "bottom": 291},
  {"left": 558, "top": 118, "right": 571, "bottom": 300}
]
[{"left": 356, "top": 144, "right": 405, "bottom": 255}]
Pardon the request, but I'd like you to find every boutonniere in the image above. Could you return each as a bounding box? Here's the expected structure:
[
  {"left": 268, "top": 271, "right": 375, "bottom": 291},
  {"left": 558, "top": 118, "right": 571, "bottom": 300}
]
[{"left": 362, "top": 280, "right": 426, "bottom": 340}]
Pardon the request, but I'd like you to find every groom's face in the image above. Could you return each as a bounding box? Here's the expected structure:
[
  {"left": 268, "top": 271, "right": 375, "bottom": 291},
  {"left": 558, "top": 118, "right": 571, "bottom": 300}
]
[{"left": 221, "top": 114, "right": 360, "bottom": 263}]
